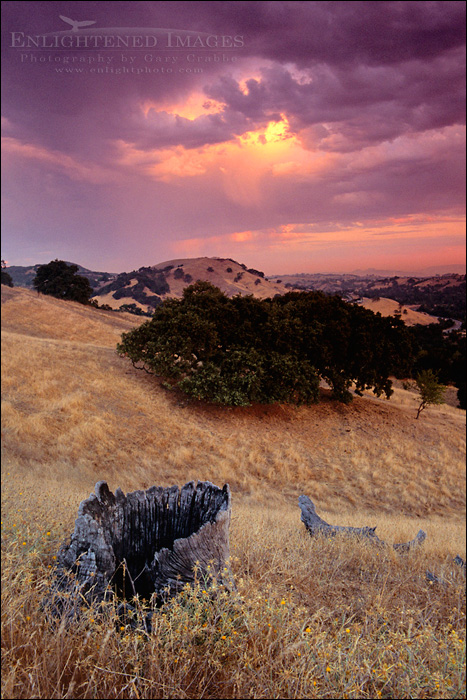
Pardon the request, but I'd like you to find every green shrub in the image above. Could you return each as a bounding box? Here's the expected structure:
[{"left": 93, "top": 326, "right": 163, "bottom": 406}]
[{"left": 247, "top": 268, "right": 265, "bottom": 278}]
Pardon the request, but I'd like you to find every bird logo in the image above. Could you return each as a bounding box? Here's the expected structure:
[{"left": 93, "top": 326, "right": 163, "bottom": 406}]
[{"left": 59, "top": 15, "right": 97, "bottom": 32}]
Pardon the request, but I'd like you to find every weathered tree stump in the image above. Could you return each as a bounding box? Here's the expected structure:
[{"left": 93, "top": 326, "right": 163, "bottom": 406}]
[
  {"left": 49, "top": 480, "right": 231, "bottom": 617},
  {"left": 298, "top": 495, "right": 426, "bottom": 552}
]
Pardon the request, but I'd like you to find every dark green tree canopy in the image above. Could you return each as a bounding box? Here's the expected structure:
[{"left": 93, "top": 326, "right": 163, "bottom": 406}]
[
  {"left": 117, "top": 281, "right": 413, "bottom": 407},
  {"left": 1, "top": 271, "right": 13, "bottom": 287},
  {"left": 33, "top": 260, "right": 93, "bottom": 304}
]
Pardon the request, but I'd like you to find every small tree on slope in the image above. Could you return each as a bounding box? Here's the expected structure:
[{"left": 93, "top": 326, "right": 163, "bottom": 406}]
[{"left": 415, "top": 369, "right": 446, "bottom": 419}]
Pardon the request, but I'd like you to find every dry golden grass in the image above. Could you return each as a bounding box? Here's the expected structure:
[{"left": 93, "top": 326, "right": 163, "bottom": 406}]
[
  {"left": 359, "top": 297, "right": 439, "bottom": 326},
  {"left": 1, "top": 498, "right": 465, "bottom": 699},
  {"left": 0, "top": 285, "right": 140, "bottom": 345},
  {"left": 1, "top": 285, "right": 465, "bottom": 699}
]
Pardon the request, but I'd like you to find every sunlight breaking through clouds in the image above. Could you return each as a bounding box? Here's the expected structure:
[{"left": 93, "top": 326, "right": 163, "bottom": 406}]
[{"left": 1, "top": 1, "right": 465, "bottom": 272}]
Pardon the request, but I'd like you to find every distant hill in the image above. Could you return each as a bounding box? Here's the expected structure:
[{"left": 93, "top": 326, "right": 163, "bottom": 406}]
[
  {"left": 350, "top": 264, "right": 466, "bottom": 276},
  {"left": 271, "top": 272, "right": 370, "bottom": 294},
  {"left": 7, "top": 263, "right": 118, "bottom": 291},
  {"left": 356, "top": 297, "right": 439, "bottom": 327},
  {"left": 363, "top": 275, "right": 466, "bottom": 322},
  {"left": 415, "top": 264, "right": 466, "bottom": 276},
  {"left": 93, "top": 257, "right": 285, "bottom": 313},
  {"left": 270, "top": 273, "right": 466, "bottom": 321},
  {"left": 6, "top": 258, "right": 465, "bottom": 322}
]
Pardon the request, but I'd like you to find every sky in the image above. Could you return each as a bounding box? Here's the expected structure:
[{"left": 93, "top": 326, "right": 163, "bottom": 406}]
[{"left": 1, "top": 1, "right": 466, "bottom": 275}]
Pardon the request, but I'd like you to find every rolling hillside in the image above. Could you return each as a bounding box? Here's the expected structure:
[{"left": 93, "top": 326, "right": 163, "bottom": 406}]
[
  {"left": 357, "top": 297, "right": 440, "bottom": 326},
  {"left": 93, "top": 257, "right": 285, "bottom": 312},
  {"left": 2, "top": 284, "right": 465, "bottom": 519},
  {"left": 8, "top": 259, "right": 464, "bottom": 321},
  {"left": 271, "top": 272, "right": 466, "bottom": 321},
  {"left": 2, "top": 285, "right": 465, "bottom": 700}
]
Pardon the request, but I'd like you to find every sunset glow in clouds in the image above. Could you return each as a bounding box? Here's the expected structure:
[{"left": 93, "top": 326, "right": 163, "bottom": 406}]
[{"left": 1, "top": 2, "right": 465, "bottom": 274}]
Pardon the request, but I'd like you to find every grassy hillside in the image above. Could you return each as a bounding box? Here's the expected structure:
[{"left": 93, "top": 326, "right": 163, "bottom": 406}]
[
  {"left": 358, "top": 297, "right": 440, "bottom": 327},
  {"left": 1, "top": 286, "right": 465, "bottom": 699},
  {"left": 93, "top": 257, "right": 285, "bottom": 312},
  {"left": 271, "top": 273, "right": 466, "bottom": 322}
]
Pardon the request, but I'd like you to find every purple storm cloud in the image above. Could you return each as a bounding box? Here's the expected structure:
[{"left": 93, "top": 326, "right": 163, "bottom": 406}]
[{"left": 1, "top": 1, "right": 465, "bottom": 273}]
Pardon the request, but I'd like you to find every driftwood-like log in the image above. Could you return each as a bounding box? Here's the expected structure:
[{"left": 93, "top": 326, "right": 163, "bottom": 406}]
[
  {"left": 298, "top": 495, "right": 426, "bottom": 552},
  {"left": 426, "top": 555, "right": 466, "bottom": 586},
  {"left": 50, "top": 480, "right": 231, "bottom": 616},
  {"left": 392, "top": 530, "right": 427, "bottom": 552}
]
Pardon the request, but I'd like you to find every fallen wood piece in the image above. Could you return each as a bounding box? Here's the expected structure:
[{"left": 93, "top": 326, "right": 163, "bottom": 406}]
[
  {"left": 47, "top": 480, "right": 231, "bottom": 618},
  {"left": 426, "top": 570, "right": 446, "bottom": 585},
  {"left": 298, "top": 495, "right": 426, "bottom": 552},
  {"left": 426, "top": 556, "right": 466, "bottom": 586},
  {"left": 298, "top": 495, "right": 384, "bottom": 543},
  {"left": 393, "top": 529, "right": 426, "bottom": 553}
]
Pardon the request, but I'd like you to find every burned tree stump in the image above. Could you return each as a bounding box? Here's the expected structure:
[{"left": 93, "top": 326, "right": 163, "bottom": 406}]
[
  {"left": 50, "top": 480, "right": 231, "bottom": 616},
  {"left": 298, "top": 495, "right": 426, "bottom": 552}
]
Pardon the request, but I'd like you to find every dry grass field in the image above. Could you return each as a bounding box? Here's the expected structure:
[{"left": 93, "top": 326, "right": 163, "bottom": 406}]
[
  {"left": 1, "top": 285, "right": 465, "bottom": 699},
  {"left": 358, "top": 297, "right": 440, "bottom": 326}
]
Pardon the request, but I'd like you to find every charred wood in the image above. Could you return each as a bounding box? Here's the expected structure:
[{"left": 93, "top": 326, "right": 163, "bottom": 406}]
[{"left": 46, "top": 480, "right": 231, "bottom": 620}]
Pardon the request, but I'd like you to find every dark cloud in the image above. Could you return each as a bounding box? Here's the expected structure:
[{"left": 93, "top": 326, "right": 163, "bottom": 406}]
[
  {"left": 244, "top": 1, "right": 466, "bottom": 67},
  {"left": 2, "top": 1, "right": 465, "bottom": 157},
  {"left": 139, "top": 1, "right": 467, "bottom": 67},
  {"left": 205, "top": 45, "right": 465, "bottom": 151},
  {"left": 119, "top": 107, "right": 252, "bottom": 151},
  {"left": 1, "top": 1, "right": 465, "bottom": 271}
]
